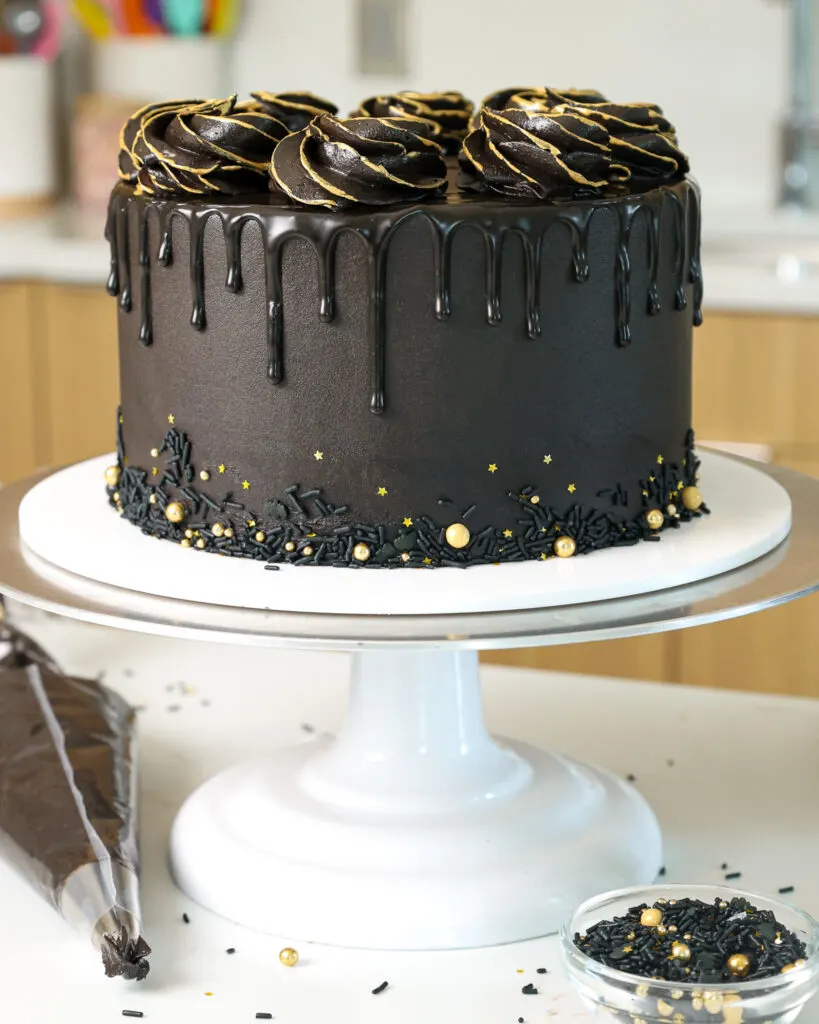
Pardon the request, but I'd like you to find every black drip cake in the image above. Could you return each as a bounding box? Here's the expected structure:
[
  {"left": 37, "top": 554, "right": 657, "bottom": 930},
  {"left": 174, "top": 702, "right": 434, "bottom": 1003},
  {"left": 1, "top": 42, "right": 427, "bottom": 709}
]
[{"left": 105, "top": 87, "right": 706, "bottom": 569}]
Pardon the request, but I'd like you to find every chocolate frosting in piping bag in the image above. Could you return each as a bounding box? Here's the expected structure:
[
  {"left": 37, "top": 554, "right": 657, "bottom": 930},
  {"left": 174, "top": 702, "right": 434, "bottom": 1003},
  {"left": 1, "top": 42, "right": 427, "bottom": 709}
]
[{"left": 0, "top": 604, "right": 150, "bottom": 980}]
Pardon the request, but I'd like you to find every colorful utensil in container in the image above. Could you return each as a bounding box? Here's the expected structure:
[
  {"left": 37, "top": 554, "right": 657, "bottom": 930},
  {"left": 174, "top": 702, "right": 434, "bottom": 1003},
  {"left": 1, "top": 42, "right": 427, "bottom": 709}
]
[
  {"left": 160, "top": 0, "right": 203, "bottom": 35},
  {"left": 71, "top": 0, "right": 113, "bottom": 39},
  {"left": 208, "top": 0, "right": 238, "bottom": 35},
  {"left": 120, "top": 0, "right": 161, "bottom": 33}
]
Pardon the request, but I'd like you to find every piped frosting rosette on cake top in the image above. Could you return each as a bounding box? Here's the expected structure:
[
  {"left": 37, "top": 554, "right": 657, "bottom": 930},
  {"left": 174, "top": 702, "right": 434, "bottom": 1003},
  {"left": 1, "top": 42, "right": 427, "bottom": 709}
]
[
  {"left": 460, "top": 87, "right": 689, "bottom": 199},
  {"left": 354, "top": 91, "right": 473, "bottom": 154},
  {"left": 118, "top": 95, "right": 289, "bottom": 195},
  {"left": 269, "top": 113, "right": 448, "bottom": 209}
]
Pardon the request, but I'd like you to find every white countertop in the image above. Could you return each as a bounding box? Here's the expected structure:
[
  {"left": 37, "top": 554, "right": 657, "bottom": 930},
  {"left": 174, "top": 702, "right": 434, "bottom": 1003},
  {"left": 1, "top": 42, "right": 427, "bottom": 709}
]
[
  {"left": 1, "top": 603, "right": 818, "bottom": 1024},
  {"left": 0, "top": 202, "right": 818, "bottom": 312}
]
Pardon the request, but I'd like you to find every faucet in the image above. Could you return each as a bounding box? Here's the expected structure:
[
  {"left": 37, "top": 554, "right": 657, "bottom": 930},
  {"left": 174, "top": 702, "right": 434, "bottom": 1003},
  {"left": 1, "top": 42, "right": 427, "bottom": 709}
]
[{"left": 780, "top": 0, "right": 818, "bottom": 207}]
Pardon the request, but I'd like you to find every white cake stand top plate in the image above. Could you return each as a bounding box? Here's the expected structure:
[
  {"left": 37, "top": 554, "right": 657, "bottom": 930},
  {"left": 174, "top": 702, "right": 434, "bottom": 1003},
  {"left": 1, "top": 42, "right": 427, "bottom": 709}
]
[{"left": 16, "top": 451, "right": 790, "bottom": 617}]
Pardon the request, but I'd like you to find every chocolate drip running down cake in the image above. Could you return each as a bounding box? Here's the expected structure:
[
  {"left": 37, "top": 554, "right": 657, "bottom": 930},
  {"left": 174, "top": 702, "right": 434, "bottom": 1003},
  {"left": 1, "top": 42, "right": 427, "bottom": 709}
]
[{"left": 105, "top": 88, "right": 705, "bottom": 570}]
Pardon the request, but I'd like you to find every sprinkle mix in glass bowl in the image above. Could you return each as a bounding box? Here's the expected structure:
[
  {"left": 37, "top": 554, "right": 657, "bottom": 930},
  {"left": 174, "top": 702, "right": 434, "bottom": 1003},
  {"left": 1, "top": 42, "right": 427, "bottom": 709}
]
[{"left": 560, "top": 885, "right": 819, "bottom": 1024}]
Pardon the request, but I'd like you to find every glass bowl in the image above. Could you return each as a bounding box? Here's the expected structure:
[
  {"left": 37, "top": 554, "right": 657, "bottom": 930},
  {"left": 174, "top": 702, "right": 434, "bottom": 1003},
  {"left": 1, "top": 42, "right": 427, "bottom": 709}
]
[{"left": 560, "top": 885, "right": 819, "bottom": 1024}]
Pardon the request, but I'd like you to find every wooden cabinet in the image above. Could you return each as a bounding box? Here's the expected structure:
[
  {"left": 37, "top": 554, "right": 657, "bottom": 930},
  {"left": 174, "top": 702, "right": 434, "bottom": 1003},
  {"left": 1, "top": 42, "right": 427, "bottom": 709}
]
[
  {"left": 0, "top": 282, "right": 118, "bottom": 483},
  {"left": 0, "top": 291, "right": 817, "bottom": 695},
  {"left": 0, "top": 284, "right": 38, "bottom": 486}
]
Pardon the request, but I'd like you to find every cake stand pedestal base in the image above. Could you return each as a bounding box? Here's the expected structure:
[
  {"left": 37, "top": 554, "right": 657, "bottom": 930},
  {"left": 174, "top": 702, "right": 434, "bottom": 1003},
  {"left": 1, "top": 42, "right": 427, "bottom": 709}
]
[{"left": 170, "top": 648, "right": 661, "bottom": 949}]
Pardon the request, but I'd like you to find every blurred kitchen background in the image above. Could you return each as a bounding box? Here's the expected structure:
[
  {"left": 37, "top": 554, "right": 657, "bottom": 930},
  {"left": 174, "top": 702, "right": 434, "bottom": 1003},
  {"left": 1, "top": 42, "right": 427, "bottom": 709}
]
[{"left": 0, "top": 0, "right": 818, "bottom": 695}]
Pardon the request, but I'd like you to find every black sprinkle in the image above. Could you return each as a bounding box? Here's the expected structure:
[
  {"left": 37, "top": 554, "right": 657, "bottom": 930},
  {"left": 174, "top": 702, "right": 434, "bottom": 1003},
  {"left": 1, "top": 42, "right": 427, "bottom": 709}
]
[
  {"left": 182, "top": 912, "right": 190, "bottom": 923},
  {"left": 522, "top": 983, "right": 538, "bottom": 995},
  {"left": 666, "top": 758, "right": 675, "bottom": 767},
  {"left": 721, "top": 862, "right": 728, "bottom": 870},
  {"left": 536, "top": 967, "right": 548, "bottom": 974},
  {"left": 256, "top": 1016, "right": 273, "bottom": 1021},
  {"left": 301, "top": 723, "right": 316, "bottom": 733},
  {"left": 518, "top": 1019, "right": 524, "bottom": 1023},
  {"left": 201, "top": 699, "right": 211, "bottom": 707},
  {"left": 658, "top": 866, "right": 667, "bottom": 877},
  {"left": 779, "top": 886, "right": 795, "bottom": 894},
  {"left": 725, "top": 871, "right": 742, "bottom": 880},
  {"left": 372, "top": 981, "right": 389, "bottom": 995},
  {"left": 626, "top": 773, "right": 636, "bottom": 783},
  {"left": 226, "top": 947, "right": 236, "bottom": 954},
  {"left": 122, "top": 1014, "right": 144, "bottom": 1019},
  {"left": 574, "top": 894, "right": 805, "bottom": 981}
]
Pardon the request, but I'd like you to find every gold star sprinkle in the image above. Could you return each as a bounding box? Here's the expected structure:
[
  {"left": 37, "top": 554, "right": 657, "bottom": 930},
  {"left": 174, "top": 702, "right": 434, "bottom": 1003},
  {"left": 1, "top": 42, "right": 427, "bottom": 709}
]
[
  {"left": 650, "top": 475, "right": 656, "bottom": 483},
  {"left": 677, "top": 480, "right": 684, "bottom": 490},
  {"left": 314, "top": 451, "right": 323, "bottom": 461},
  {"left": 247, "top": 520, "right": 256, "bottom": 528},
  {"left": 151, "top": 466, "right": 158, "bottom": 477},
  {"left": 423, "top": 557, "right": 432, "bottom": 566},
  {"left": 377, "top": 487, "right": 388, "bottom": 497},
  {"left": 540, "top": 552, "right": 548, "bottom": 560},
  {"left": 543, "top": 454, "right": 552, "bottom": 464},
  {"left": 242, "top": 480, "right": 250, "bottom": 490},
  {"left": 168, "top": 413, "right": 175, "bottom": 425},
  {"left": 503, "top": 529, "right": 513, "bottom": 538},
  {"left": 488, "top": 463, "right": 498, "bottom": 473},
  {"left": 657, "top": 454, "right": 664, "bottom": 464},
  {"left": 403, "top": 517, "right": 413, "bottom": 527},
  {"left": 218, "top": 464, "right": 226, "bottom": 474},
  {"left": 568, "top": 483, "right": 577, "bottom": 494},
  {"left": 642, "top": 489, "right": 649, "bottom": 497}
]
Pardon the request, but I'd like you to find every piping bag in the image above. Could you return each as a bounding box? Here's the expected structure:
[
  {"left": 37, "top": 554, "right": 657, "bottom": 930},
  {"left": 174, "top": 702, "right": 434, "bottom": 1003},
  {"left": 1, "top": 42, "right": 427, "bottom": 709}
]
[{"left": 0, "top": 598, "right": 151, "bottom": 979}]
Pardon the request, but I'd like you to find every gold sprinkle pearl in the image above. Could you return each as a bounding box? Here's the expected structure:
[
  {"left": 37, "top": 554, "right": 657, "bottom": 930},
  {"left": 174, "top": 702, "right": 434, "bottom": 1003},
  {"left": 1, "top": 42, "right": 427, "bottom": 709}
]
[
  {"left": 149, "top": 493, "right": 157, "bottom": 505},
  {"left": 302, "top": 545, "right": 314, "bottom": 557},
  {"left": 445, "top": 523, "right": 470, "bottom": 549},
  {"left": 180, "top": 538, "right": 191, "bottom": 548},
  {"left": 657, "top": 999, "right": 674, "bottom": 1018},
  {"left": 150, "top": 448, "right": 159, "bottom": 458},
  {"left": 640, "top": 907, "right": 663, "bottom": 928},
  {"left": 781, "top": 963, "right": 796, "bottom": 973},
  {"left": 554, "top": 536, "right": 576, "bottom": 558},
  {"left": 645, "top": 508, "right": 664, "bottom": 530},
  {"left": 165, "top": 501, "right": 186, "bottom": 524},
  {"left": 667, "top": 503, "right": 677, "bottom": 516},
  {"left": 224, "top": 527, "right": 234, "bottom": 539},
  {"left": 284, "top": 541, "right": 296, "bottom": 552},
  {"left": 112, "top": 492, "right": 120, "bottom": 503},
  {"left": 726, "top": 953, "right": 750, "bottom": 977},
  {"left": 682, "top": 485, "right": 703, "bottom": 511},
  {"left": 104, "top": 465, "right": 121, "bottom": 488},
  {"left": 670, "top": 942, "right": 691, "bottom": 961},
  {"left": 279, "top": 947, "right": 299, "bottom": 967},
  {"left": 196, "top": 538, "right": 206, "bottom": 549},
  {"left": 200, "top": 470, "right": 210, "bottom": 481},
  {"left": 530, "top": 495, "right": 540, "bottom": 504},
  {"left": 401, "top": 552, "right": 410, "bottom": 562},
  {"left": 212, "top": 523, "right": 225, "bottom": 538},
  {"left": 353, "top": 542, "right": 371, "bottom": 562},
  {"left": 255, "top": 531, "right": 266, "bottom": 543}
]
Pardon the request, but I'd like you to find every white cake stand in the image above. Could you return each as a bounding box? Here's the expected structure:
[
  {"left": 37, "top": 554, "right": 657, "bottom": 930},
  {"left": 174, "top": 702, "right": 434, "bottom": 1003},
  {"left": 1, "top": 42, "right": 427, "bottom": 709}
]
[{"left": 0, "top": 453, "right": 817, "bottom": 951}]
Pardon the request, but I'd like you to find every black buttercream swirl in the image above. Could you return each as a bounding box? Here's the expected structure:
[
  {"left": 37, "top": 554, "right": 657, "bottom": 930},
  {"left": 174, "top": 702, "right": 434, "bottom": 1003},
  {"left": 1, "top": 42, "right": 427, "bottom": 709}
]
[
  {"left": 554, "top": 101, "right": 689, "bottom": 183},
  {"left": 354, "top": 91, "right": 473, "bottom": 154},
  {"left": 269, "top": 114, "right": 447, "bottom": 209},
  {"left": 459, "top": 108, "right": 612, "bottom": 200},
  {"left": 479, "top": 86, "right": 608, "bottom": 117},
  {"left": 118, "top": 95, "right": 288, "bottom": 196},
  {"left": 249, "top": 91, "right": 338, "bottom": 132}
]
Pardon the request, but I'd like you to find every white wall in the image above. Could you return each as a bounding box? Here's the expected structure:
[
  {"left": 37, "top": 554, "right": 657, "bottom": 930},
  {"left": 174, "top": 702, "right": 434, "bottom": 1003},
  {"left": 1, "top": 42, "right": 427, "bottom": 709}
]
[{"left": 231, "top": 0, "right": 791, "bottom": 212}]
